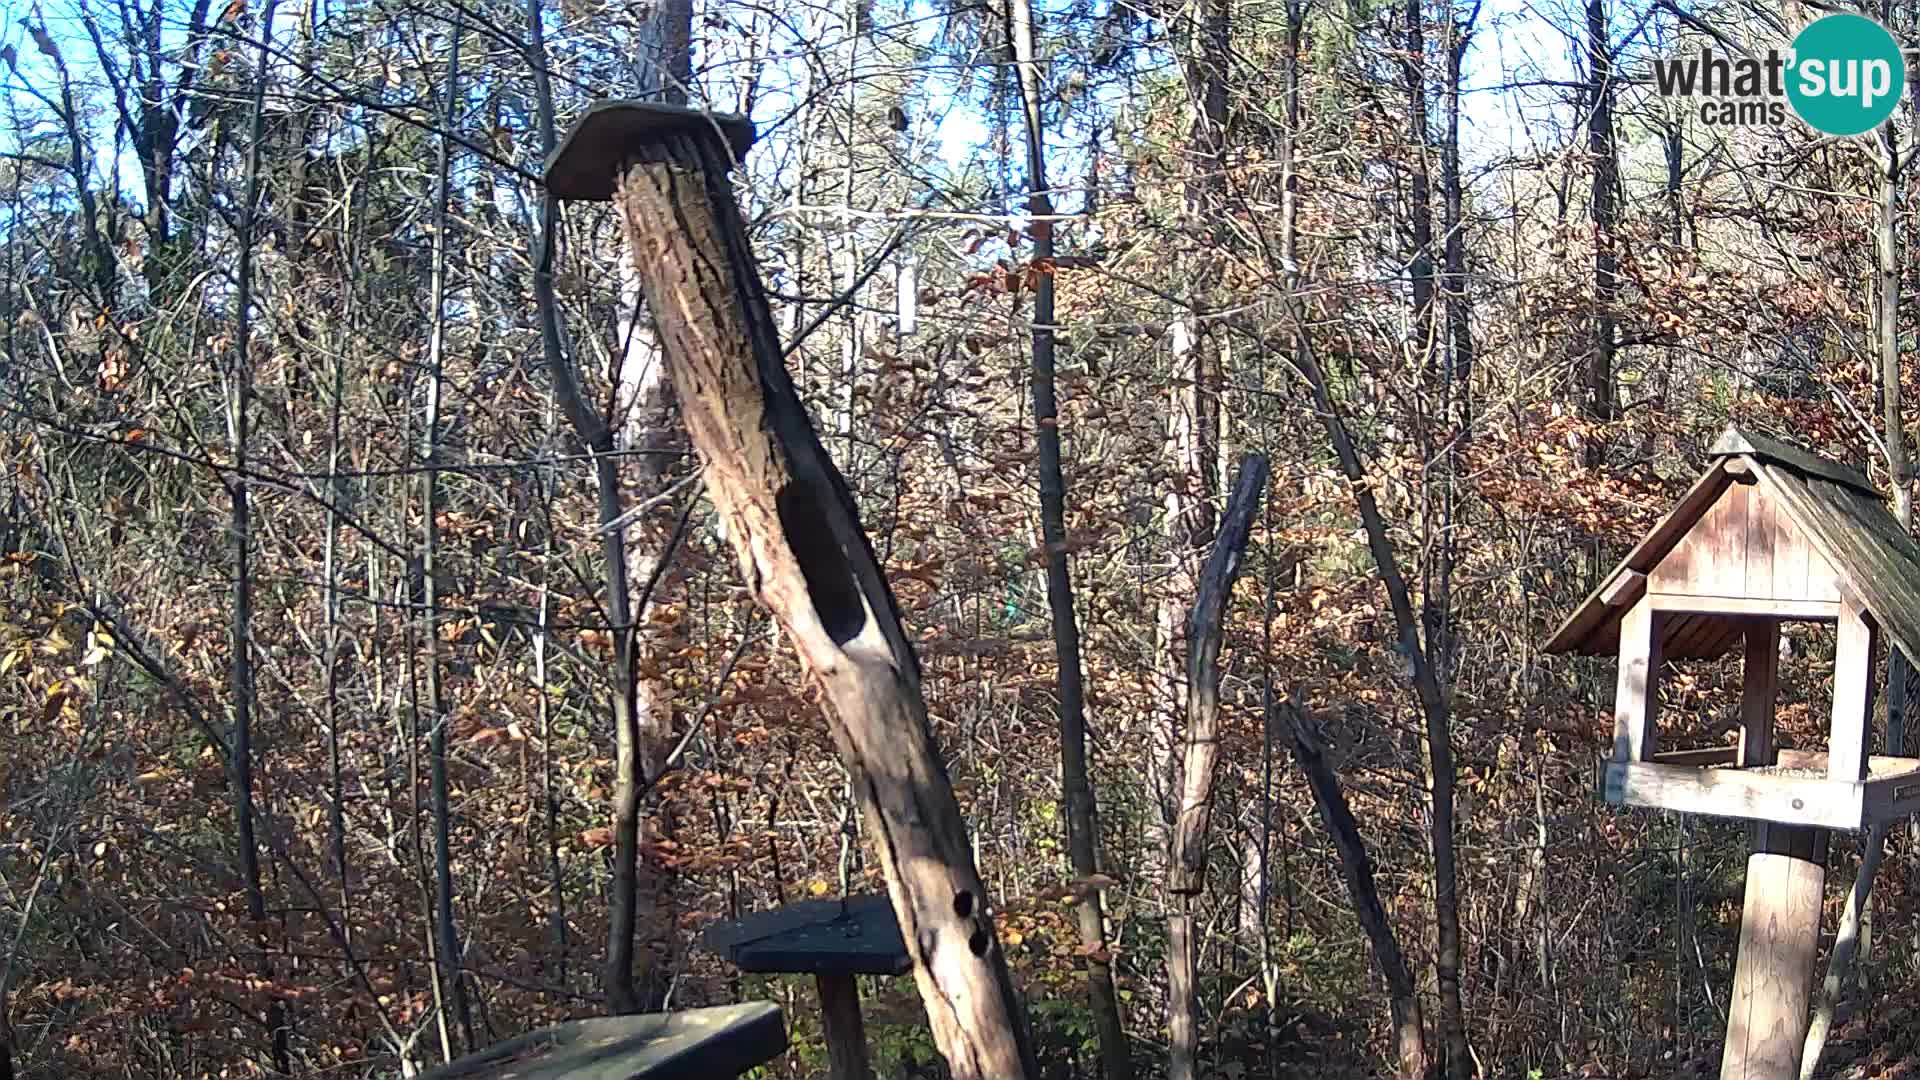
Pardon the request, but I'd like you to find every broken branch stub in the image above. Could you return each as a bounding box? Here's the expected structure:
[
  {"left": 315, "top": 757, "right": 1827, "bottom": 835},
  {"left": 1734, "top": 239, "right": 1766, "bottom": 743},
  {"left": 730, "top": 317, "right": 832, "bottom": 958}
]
[{"left": 544, "top": 103, "right": 1040, "bottom": 1080}]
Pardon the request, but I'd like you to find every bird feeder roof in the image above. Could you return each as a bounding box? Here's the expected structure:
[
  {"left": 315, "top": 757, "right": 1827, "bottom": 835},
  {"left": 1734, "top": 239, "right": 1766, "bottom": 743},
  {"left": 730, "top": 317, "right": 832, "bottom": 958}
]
[{"left": 1543, "top": 426, "right": 1920, "bottom": 663}]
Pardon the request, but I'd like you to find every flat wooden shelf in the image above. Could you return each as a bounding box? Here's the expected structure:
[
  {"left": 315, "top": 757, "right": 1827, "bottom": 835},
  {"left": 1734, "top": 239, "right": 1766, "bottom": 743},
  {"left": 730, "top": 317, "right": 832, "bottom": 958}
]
[
  {"left": 1599, "top": 747, "right": 1920, "bottom": 830},
  {"left": 416, "top": 1004, "right": 787, "bottom": 1080}
]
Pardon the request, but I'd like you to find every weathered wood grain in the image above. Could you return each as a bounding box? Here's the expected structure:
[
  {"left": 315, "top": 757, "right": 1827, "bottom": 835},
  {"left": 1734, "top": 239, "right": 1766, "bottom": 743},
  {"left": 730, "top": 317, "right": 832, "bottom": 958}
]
[
  {"left": 560, "top": 117, "right": 1038, "bottom": 1078},
  {"left": 417, "top": 1005, "right": 787, "bottom": 1080},
  {"left": 1612, "top": 598, "right": 1661, "bottom": 762},
  {"left": 1720, "top": 826, "right": 1827, "bottom": 1080}
]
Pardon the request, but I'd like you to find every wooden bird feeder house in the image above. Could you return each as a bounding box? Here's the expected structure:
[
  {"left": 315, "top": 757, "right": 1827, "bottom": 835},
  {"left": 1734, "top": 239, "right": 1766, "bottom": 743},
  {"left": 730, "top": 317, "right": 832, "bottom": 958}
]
[
  {"left": 1545, "top": 425, "right": 1920, "bottom": 1080},
  {"left": 1547, "top": 426, "right": 1920, "bottom": 826}
]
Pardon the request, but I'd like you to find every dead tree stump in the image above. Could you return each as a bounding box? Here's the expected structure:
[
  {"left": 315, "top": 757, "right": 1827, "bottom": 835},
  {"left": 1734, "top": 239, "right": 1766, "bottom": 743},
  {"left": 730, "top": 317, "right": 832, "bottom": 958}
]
[{"left": 545, "top": 101, "right": 1040, "bottom": 1080}]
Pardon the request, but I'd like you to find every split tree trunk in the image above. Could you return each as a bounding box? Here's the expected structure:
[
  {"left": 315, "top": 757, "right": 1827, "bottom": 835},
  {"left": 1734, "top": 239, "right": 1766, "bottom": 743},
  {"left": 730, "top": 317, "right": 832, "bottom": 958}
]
[
  {"left": 606, "top": 128, "right": 1040, "bottom": 1080},
  {"left": 1167, "top": 456, "right": 1268, "bottom": 1080}
]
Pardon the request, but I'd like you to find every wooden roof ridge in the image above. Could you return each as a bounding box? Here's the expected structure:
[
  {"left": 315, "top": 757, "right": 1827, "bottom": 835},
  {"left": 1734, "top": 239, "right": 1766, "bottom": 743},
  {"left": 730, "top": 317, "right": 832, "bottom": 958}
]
[
  {"left": 1544, "top": 425, "right": 1920, "bottom": 660},
  {"left": 1707, "top": 427, "right": 1878, "bottom": 497}
]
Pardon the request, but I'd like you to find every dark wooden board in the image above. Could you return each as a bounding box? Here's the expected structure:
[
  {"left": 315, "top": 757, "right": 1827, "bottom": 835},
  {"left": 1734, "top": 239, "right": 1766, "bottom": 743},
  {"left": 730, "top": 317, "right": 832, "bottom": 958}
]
[
  {"left": 544, "top": 101, "right": 755, "bottom": 201},
  {"left": 417, "top": 1003, "right": 786, "bottom": 1080},
  {"left": 699, "top": 894, "right": 910, "bottom": 976}
]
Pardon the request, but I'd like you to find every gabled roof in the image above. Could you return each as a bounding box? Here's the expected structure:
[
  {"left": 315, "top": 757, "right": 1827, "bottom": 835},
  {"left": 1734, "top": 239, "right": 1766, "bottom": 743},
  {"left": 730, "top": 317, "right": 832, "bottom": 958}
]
[{"left": 1543, "top": 426, "right": 1920, "bottom": 663}]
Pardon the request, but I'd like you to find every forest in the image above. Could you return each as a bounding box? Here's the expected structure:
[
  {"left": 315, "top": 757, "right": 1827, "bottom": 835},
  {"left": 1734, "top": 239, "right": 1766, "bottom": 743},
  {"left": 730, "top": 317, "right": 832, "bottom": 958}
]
[{"left": 3, "top": 0, "right": 1920, "bottom": 1075}]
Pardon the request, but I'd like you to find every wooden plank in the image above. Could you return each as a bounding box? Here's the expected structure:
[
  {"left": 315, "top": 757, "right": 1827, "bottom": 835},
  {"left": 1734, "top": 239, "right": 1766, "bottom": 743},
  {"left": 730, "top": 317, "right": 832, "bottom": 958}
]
[
  {"left": 1695, "top": 619, "right": 1748, "bottom": 659},
  {"left": 1600, "top": 761, "right": 1864, "bottom": 830},
  {"left": 700, "top": 895, "right": 909, "bottom": 977},
  {"left": 1751, "top": 463, "right": 1920, "bottom": 668},
  {"left": 1647, "top": 594, "right": 1840, "bottom": 620},
  {"left": 1863, "top": 765, "right": 1920, "bottom": 824},
  {"left": 1746, "top": 480, "right": 1778, "bottom": 598},
  {"left": 1715, "top": 481, "right": 1751, "bottom": 597},
  {"left": 418, "top": 1005, "right": 789, "bottom": 1080},
  {"left": 1769, "top": 748, "right": 1920, "bottom": 776},
  {"left": 543, "top": 100, "right": 756, "bottom": 200},
  {"left": 1829, "top": 598, "right": 1876, "bottom": 782},
  {"left": 1653, "top": 746, "right": 1740, "bottom": 767},
  {"left": 1776, "top": 499, "right": 1812, "bottom": 601},
  {"left": 1601, "top": 569, "right": 1646, "bottom": 607},
  {"left": 1720, "top": 825, "right": 1828, "bottom": 1080},
  {"left": 816, "top": 973, "right": 873, "bottom": 1080},
  {"left": 1741, "top": 619, "right": 1779, "bottom": 767},
  {"left": 1613, "top": 598, "right": 1662, "bottom": 762},
  {"left": 1711, "top": 426, "right": 1878, "bottom": 496},
  {"left": 1805, "top": 544, "right": 1843, "bottom": 602},
  {"left": 1660, "top": 613, "right": 1698, "bottom": 657}
]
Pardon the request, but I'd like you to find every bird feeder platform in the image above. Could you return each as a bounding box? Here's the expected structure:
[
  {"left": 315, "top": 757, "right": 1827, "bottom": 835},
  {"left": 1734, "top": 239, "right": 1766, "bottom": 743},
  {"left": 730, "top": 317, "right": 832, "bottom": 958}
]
[
  {"left": 699, "top": 895, "right": 909, "bottom": 1080},
  {"left": 416, "top": 1003, "right": 786, "bottom": 1080}
]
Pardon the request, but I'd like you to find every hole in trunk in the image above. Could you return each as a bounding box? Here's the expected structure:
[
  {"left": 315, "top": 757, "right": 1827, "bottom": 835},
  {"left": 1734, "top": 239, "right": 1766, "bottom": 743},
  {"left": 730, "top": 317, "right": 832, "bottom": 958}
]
[{"left": 776, "top": 482, "right": 865, "bottom": 646}]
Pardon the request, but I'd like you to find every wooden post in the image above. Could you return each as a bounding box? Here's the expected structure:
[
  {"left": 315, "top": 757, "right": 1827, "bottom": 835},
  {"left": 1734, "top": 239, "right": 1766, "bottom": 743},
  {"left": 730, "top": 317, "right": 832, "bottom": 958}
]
[
  {"left": 1613, "top": 597, "right": 1662, "bottom": 762},
  {"left": 1740, "top": 618, "right": 1779, "bottom": 767},
  {"left": 816, "top": 974, "right": 871, "bottom": 1080},
  {"left": 1829, "top": 597, "right": 1877, "bottom": 782},
  {"left": 544, "top": 103, "right": 1039, "bottom": 1080},
  {"left": 1721, "top": 823, "right": 1828, "bottom": 1080}
]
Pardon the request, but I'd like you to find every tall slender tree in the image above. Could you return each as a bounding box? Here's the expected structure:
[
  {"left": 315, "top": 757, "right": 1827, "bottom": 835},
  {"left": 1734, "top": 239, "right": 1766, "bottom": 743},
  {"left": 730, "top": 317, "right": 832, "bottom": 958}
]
[
  {"left": 227, "top": 0, "right": 287, "bottom": 1070},
  {"left": 1006, "top": 1, "right": 1132, "bottom": 1076}
]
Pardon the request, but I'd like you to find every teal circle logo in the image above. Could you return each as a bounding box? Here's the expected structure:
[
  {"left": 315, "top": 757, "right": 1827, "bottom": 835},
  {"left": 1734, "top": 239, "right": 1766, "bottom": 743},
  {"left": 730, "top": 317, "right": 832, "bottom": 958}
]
[{"left": 1786, "top": 14, "right": 1905, "bottom": 136}]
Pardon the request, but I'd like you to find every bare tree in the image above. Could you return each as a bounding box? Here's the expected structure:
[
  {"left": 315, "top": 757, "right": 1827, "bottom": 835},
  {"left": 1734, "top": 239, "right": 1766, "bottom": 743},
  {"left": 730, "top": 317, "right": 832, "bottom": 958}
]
[
  {"left": 227, "top": 1, "right": 288, "bottom": 1070},
  {"left": 1006, "top": 0, "right": 1132, "bottom": 1075}
]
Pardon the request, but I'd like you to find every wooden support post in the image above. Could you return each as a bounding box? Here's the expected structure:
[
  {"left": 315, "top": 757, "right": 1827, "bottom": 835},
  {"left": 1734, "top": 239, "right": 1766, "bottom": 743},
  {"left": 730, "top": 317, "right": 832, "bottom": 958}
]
[
  {"left": 1741, "top": 619, "right": 1779, "bottom": 767},
  {"left": 816, "top": 973, "right": 872, "bottom": 1080},
  {"left": 1721, "top": 823, "right": 1828, "bottom": 1080},
  {"left": 1613, "top": 597, "right": 1662, "bottom": 762},
  {"left": 1830, "top": 598, "right": 1877, "bottom": 782},
  {"left": 544, "top": 103, "right": 1039, "bottom": 1080}
]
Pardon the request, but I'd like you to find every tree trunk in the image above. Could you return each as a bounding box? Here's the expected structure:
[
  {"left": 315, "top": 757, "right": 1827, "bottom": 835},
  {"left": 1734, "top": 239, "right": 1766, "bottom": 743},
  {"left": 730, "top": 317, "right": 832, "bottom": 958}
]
[
  {"left": 1585, "top": 0, "right": 1617, "bottom": 461},
  {"left": 1168, "top": 457, "right": 1268, "bottom": 1080},
  {"left": 1281, "top": 251, "right": 1467, "bottom": 1080},
  {"left": 228, "top": 2, "right": 288, "bottom": 1070},
  {"left": 1005, "top": 1, "right": 1133, "bottom": 1075},
  {"left": 1283, "top": 697, "right": 1428, "bottom": 1078},
  {"left": 524, "top": 0, "right": 577, "bottom": 993},
  {"left": 1405, "top": 0, "right": 1436, "bottom": 369},
  {"left": 526, "top": 0, "right": 688, "bottom": 1014},
  {"left": 422, "top": 16, "right": 475, "bottom": 1051},
  {"left": 597, "top": 124, "right": 1041, "bottom": 1080},
  {"left": 1806, "top": 113, "right": 1907, "bottom": 1075}
]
